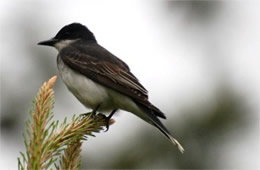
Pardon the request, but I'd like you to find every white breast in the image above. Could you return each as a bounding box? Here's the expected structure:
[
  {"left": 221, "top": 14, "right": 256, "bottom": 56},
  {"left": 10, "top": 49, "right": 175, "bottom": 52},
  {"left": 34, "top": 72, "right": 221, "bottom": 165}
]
[{"left": 57, "top": 57, "right": 112, "bottom": 110}]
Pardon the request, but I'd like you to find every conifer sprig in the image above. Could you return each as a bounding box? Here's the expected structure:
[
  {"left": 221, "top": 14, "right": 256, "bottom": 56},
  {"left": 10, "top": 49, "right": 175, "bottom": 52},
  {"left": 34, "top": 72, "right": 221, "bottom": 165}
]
[{"left": 18, "top": 76, "right": 114, "bottom": 170}]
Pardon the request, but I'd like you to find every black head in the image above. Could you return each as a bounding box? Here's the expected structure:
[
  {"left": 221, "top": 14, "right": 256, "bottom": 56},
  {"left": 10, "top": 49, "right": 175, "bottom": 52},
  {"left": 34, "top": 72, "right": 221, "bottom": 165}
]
[
  {"left": 38, "top": 23, "right": 96, "bottom": 46},
  {"left": 54, "top": 23, "right": 96, "bottom": 41}
]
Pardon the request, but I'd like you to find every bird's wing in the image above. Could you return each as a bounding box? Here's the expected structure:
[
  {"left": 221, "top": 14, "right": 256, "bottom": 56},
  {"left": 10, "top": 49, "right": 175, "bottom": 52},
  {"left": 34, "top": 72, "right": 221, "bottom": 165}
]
[{"left": 59, "top": 46, "right": 166, "bottom": 119}]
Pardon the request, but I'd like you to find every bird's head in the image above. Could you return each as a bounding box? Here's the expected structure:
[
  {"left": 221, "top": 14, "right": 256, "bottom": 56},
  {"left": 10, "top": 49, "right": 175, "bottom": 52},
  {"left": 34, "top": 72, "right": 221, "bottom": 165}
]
[{"left": 38, "top": 23, "right": 96, "bottom": 50}]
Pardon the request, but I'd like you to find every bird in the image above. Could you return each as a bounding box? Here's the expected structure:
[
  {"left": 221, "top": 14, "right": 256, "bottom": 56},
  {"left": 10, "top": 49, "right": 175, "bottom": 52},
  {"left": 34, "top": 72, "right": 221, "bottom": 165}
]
[{"left": 38, "top": 23, "right": 184, "bottom": 153}]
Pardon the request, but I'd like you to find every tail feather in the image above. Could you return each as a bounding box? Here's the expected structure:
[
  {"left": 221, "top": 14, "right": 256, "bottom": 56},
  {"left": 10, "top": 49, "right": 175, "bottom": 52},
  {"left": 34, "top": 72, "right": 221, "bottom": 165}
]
[
  {"left": 152, "top": 122, "right": 185, "bottom": 153},
  {"left": 136, "top": 103, "right": 184, "bottom": 153}
]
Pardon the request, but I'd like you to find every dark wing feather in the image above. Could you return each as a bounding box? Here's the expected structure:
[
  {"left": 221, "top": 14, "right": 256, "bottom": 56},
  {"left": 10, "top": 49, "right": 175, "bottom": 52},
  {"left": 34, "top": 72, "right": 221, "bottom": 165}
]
[{"left": 60, "top": 43, "right": 166, "bottom": 119}]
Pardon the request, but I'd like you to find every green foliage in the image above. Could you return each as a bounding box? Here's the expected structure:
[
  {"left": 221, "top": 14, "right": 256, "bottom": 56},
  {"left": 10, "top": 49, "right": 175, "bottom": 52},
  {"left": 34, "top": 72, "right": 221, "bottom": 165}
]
[{"left": 18, "top": 76, "right": 111, "bottom": 170}]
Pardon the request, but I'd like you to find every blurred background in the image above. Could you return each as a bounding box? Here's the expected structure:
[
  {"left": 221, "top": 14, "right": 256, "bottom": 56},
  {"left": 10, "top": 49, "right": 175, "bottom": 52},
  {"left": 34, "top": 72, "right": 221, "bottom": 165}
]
[{"left": 1, "top": 0, "right": 259, "bottom": 169}]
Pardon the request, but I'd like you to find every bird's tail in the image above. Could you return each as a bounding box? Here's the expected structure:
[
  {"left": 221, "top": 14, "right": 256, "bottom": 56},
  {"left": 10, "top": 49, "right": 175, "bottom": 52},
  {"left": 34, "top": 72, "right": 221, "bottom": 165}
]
[
  {"left": 137, "top": 103, "right": 185, "bottom": 153},
  {"left": 152, "top": 121, "right": 185, "bottom": 153}
]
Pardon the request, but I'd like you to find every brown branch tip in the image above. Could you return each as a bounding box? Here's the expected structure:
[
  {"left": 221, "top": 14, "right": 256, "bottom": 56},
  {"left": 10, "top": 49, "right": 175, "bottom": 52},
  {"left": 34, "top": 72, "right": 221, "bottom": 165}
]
[{"left": 47, "top": 75, "right": 58, "bottom": 89}]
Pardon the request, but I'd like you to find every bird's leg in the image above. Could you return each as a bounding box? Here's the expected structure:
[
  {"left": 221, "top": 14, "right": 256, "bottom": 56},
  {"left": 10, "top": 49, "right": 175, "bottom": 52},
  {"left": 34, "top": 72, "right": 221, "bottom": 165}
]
[
  {"left": 80, "top": 104, "right": 101, "bottom": 118},
  {"left": 104, "top": 109, "right": 117, "bottom": 132},
  {"left": 91, "top": 104, "right": 101, "bottom": 118}
]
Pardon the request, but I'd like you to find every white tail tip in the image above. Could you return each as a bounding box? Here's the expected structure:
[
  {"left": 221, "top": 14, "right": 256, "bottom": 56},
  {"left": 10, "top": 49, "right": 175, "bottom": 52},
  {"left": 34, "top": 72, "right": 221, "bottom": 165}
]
[{"left": 170, "top": 136, "right": 185, "bottom": 153}]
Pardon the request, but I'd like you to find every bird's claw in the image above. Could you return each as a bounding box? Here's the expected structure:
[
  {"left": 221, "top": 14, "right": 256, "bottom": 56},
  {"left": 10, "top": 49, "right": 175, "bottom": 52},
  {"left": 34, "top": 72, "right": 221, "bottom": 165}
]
[
  {"left": 97, "top": 114, "right": 111, "bottom": 132},
  {"left": 80, "top": 109, "right": 116, "bottom": 132},
  {"left": 80, "top": 112, "right": 92, "bottom": 120},
  {"left": 104, "top": 118, "right": 110, "bottom": 132}
]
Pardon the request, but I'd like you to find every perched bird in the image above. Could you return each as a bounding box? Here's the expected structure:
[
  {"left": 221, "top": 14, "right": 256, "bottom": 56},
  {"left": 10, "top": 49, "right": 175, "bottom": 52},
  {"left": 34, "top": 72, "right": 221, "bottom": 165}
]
[{"left": 38, "top": 23, "right": 184, "bottom": 153}]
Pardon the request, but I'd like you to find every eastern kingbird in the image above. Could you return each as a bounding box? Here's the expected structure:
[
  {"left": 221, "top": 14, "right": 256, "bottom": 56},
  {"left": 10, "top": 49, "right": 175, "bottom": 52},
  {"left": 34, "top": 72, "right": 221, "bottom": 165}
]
[{"left": 38, "top": 23, "right": 184, "bottom": 153}]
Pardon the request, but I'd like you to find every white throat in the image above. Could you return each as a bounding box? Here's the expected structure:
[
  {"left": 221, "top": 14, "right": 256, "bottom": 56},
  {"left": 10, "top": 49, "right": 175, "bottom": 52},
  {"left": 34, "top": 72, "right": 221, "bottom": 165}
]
[{"left": 54, "top": 40, "right": 77, "bottom": 51}]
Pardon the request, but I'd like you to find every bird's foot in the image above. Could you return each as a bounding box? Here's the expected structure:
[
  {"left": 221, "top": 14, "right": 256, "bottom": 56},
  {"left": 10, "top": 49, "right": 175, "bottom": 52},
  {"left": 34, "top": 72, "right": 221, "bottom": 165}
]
[
  {"left": 80, "top": 111, "right": 99, "bottom": 120},
  {"left": 103, "top": 109, "right": 117, "bottom": 132},
  {"left": 79, "top": 108, "right": 116, "bottom": 132},
  {"left": 90, "top": 104, "right": 101, "bottom": 118},
  {"left": 80, "top": 112, "right": 92, "bottom": 120}
]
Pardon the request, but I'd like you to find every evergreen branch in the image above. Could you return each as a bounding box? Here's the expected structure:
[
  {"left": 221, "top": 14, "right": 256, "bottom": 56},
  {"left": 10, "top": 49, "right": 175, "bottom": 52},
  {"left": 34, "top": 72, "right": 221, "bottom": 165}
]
[
  {"left": 18, "top": 76, "right": 114, "bottom": 170},
  {"left": 60, "top": 139, "right": 82, "bottom": 170},
  {"left": 27, "top": 76, "right": 56, "bottom": 170},
  {"left": 40, "top": 113, "right": 110, "bottom": 169}
]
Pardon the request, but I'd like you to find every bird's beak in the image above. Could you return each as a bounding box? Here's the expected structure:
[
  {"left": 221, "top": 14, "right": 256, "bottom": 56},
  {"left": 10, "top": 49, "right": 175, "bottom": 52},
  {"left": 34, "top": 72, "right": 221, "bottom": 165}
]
[{"left": 38, "top": 38, "right": 59, "bottom": 46}]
